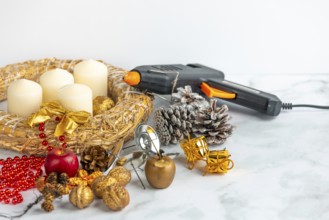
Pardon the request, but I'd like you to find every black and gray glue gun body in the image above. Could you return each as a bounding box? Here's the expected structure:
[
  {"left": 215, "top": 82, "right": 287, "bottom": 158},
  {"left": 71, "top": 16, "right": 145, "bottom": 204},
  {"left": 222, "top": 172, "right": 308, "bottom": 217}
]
[{"left": 124, "top": 64, "right": 282, "bottom": 116}]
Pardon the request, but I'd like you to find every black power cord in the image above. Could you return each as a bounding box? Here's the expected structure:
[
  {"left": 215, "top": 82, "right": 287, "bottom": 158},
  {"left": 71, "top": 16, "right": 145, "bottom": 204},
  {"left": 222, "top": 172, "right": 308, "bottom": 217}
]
[{"left": 282, "top": 103, "right": 329, "bottom": 110}]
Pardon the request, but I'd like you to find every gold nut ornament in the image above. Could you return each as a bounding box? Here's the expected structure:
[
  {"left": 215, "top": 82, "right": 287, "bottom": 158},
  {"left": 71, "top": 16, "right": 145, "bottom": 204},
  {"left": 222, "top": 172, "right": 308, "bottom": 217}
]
[
  {"left": 102, "top": 183, "right": 130, "bottom": 211},
  {"left": 69, "top": 185, "right": 94, "bottom": 209},
  {"left": 107, "top": 166, "right": 131, "bottom": 186},
  {"left": 92, "top": 176, "right": 117, "bottom": 198}
]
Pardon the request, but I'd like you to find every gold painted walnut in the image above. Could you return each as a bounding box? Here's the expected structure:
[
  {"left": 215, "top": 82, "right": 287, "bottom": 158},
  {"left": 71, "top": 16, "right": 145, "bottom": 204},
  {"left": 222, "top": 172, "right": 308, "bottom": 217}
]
[
  {"left": 91, "top": 176, "right": 117, "bottom": 198},
  {"left": 107, "top": 166, "right": 131, "bottom": 186},
  {"left": 69, "top": 185, "right": 94, "bottom": 209},
  {"left": 102, "top": 183, "right": 130, "bottom": 211}
]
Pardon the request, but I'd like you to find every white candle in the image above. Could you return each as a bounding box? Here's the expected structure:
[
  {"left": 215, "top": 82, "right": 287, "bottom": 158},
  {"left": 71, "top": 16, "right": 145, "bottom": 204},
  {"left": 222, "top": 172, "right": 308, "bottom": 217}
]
[
  {"left": 7, "top": 79, "right": 42, "bottom": 117},
  {"left": 57, "top": 84, "right": 93, "bottom": 114},
  {"left": 73, "top": 59, "right": 108, "bottom": 98},
  {"left": 40, "top": 68, "right": 74, "bottom": 102}
]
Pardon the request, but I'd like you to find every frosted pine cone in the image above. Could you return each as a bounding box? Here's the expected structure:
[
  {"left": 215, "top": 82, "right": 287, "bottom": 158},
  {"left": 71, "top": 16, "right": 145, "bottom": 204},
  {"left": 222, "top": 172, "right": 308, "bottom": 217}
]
[
  {"left": 193, "top": 99, "right": 233, "bottom": 145},
  {"left": 155, "top": 106, "right": 194, "bottom": 145},
  {"left": 171, "top": 86, "right": 209, "bottom": 111}
]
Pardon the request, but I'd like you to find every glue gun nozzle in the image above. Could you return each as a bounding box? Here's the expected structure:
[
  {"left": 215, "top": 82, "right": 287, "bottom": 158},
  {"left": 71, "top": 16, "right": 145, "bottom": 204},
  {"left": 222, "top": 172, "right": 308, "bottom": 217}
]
[{"left": 123, "top": 71, "right": 141, "bottom": 86}]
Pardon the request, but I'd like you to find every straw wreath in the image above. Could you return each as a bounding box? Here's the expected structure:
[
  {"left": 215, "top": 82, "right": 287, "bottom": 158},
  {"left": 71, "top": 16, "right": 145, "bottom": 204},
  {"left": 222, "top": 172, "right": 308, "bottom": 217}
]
[{"left": 0, "top": 58, "right": 153, "bottom": 157}]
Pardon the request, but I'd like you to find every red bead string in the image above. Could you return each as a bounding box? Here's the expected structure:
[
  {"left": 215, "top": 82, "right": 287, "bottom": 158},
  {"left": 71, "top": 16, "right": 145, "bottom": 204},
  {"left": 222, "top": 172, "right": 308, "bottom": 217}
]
[
  {"left": 0, "top": 117, "right": 68, "bottom": 205},
  {"left": 0, "top": 155, "right": 45, "bottom": 205},
  {"left": 0, "top": 116, "right": 69, "bottom": 205},
  {"left": 38, "top": 118, "right": 68, "bottom": 152}
]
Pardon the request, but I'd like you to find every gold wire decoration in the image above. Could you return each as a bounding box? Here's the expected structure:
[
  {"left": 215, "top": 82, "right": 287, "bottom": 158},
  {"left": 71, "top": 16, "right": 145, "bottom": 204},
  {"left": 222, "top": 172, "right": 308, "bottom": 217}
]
[
  {"left": 179, "top": 134, "right": 209, "bottom": 169},
  {"left": 180, "top": 134, "right": 234, "bottom": 175},
  {"left": 0, "top": 58, "right": 153, "bottom": 156},
  {"left": 203, "top": 149, "right": 234, "bottom": 175}
]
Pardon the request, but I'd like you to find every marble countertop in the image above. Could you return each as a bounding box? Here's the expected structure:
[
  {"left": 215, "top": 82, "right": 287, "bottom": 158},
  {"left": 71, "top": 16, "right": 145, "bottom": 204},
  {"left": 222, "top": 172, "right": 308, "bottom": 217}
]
[{"left": 0, "top": 74, "right": 328, "bottom": 220}]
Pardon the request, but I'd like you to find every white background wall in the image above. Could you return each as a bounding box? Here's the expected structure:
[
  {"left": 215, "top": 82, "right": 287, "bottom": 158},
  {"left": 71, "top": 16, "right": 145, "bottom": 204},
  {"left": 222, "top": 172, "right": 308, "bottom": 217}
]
[{"left": 0, "top": 0, "right": 329, "bottom": 75}]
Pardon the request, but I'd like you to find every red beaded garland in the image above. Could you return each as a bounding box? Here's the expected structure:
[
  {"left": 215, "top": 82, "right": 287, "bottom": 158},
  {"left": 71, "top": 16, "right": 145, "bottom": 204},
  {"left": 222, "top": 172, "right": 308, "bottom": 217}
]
[
  {"left": 38, "top": 120, "right": 68, "bottom": 151},
  {"left": 59, "top": 135, "right": 65, "bottom": 142},
  {"left": 0, "top": 155, "right": 45, "bottom": 205},
  {"left": 39, "top": 125, "right": 45, "bottom": 131},
  {"left": 41, "top": 140, "right": 48, "bottom": 146}
]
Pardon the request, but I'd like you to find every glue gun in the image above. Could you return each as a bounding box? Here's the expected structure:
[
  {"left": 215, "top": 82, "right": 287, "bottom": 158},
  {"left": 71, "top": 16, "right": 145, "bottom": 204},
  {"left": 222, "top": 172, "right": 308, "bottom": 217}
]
[{"left": 123, "top": 64, "right": 282, "bottom": 116}]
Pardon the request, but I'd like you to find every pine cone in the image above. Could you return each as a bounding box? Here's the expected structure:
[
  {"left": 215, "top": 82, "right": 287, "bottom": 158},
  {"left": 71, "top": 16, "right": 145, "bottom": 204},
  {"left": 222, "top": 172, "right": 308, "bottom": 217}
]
[
  {"left": 36, "top": 176, "right": 46, "bottom": 192},
  {"left": 193, "top": 99, "right": 233, "bottom": 145},
  {"left": 55, "top": 184, "right": 69, "bottom": 195},
  {"left": 58, "top": 173, "right": 69, "bottom": 185},
  {"left": 43, "top": 191, "right": 55, "bottom": 202},
  {"left": 46, "top": 172, "right": 58, "bottom": 184},
  {"left": 155, "top": 106, "right": 194, "bottom": 145},
  {"left": 171, "top": 86, "right": 209, "bottom": 111},
  {"left": 81, "top": 146, "right": 109, "bottom": 173},
  {"left": 42, "top": 200, "right": 54, "bottom": 212}
]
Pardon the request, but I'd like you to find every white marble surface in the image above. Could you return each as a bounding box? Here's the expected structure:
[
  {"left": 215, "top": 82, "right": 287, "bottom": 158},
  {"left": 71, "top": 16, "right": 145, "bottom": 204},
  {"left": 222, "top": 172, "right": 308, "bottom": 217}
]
[{"left": 0, "top": 74, "right": 329, "bottom": 220}]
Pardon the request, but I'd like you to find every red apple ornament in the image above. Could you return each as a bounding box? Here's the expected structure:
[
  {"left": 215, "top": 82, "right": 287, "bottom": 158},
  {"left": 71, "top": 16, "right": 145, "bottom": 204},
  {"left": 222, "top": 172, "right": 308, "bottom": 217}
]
[{"left": 45, "top": 148, "right": 79, "bottom": 177}]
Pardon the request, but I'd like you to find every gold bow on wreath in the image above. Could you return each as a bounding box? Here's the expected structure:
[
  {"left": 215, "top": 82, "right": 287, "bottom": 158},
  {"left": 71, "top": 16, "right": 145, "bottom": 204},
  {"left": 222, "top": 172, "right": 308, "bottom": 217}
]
[{"left": 27, "top": 101, "right": 91, "bottom": 136}]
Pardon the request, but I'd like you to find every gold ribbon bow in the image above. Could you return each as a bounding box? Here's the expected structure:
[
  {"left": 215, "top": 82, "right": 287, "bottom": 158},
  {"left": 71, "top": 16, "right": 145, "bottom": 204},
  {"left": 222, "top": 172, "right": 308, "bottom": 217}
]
[{"left": 27, "top": 101, "right": 91, "bottom": 136}]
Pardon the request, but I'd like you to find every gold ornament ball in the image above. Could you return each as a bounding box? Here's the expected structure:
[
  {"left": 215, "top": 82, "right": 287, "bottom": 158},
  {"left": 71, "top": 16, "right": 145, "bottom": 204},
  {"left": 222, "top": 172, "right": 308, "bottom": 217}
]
[
  {"left": 145, "top": 155, "right": 176, "bottom": 189},
  {"left": 107, "top": 166, "right": 131, "bottom": 186},
  {"left": 102, "top": 183, "right": 130, "bottom": 211},
  {"left": 69, "top": 185, "right": 94, "bottom": 209},
  {"left": 92, "top": 176, "right": 117, "bottom": 198}
]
